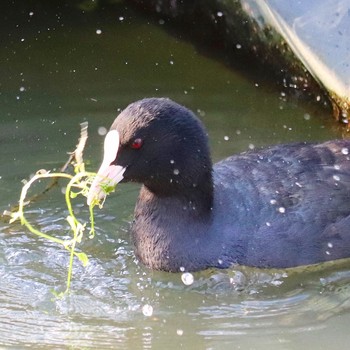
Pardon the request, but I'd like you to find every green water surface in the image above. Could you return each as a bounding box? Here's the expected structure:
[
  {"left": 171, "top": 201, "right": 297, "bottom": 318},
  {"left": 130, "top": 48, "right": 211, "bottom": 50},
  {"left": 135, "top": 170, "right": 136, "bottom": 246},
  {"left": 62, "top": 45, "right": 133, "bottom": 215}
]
[{"left": 0, "top": 4, "right": 349, "bottom": 350}]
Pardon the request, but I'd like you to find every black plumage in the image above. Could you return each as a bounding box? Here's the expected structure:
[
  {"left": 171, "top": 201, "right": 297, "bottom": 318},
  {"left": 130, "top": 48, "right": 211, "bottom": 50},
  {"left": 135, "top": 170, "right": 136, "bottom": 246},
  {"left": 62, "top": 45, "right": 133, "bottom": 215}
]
[{"left": 88, "top": 98, "right": 350, "bottom": 272}]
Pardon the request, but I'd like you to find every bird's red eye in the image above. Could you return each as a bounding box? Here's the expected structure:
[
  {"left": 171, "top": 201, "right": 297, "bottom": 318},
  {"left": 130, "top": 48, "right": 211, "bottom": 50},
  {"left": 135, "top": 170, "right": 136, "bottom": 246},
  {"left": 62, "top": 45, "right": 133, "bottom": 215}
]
[{"left": 131, "top": 138, "right": 143, "bottom": 149}]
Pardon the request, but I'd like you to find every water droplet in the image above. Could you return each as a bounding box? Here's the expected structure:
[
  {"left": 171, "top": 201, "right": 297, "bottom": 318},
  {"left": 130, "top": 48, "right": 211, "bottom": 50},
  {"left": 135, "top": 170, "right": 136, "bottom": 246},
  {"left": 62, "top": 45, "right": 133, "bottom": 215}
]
[
  {"left": 327, "top": 242, "right": 333, "bottom": 248},
  {"left": 304, "top": 113, "right": 311, "bottom": 120},
  {"left": 224, "top": 136, "right": 229, "bottom": 141},
  {"left": 96, "top": 29, "right": 102, "bottom": 35},
  {"left": 177, "top": 329, "right": 184, "bottom": 336},
  {"left": 217, "top": 11, "right": 223, "bottom": 17},
  {"left": 98, "top": 126, "right": 107, "bottom": 136},
  {"left": 248, "top": 143, "right": 255, "bottom": 150},
  {"left": 278, "top": 207, "right": 285, "bottom": 213},
  {"left": 173, "top": 169, "right": 180, "bottom": 175},
  {"left": 270, "top": 199, "right": 277, "bottom": 205},
  {"left": 236, "top": 43, "right": 242, "bottom": 49},
  {"left": 341, "top": 147, "right": 349, "bottom": 155},
  {"left": 142, "top": 304, "right": 153, "bottom": 317},
  {"left": 181, "top": 272, "right": 194, "bottom": 285},
  {"left": 119, "top": 16, "right": 124, "bottom": 21},
  {"left": 266, "top": 222, "right": 271, "bottom": 226},
  {"left": 333, "top": 175, "right": 340, "bottom": 181}
]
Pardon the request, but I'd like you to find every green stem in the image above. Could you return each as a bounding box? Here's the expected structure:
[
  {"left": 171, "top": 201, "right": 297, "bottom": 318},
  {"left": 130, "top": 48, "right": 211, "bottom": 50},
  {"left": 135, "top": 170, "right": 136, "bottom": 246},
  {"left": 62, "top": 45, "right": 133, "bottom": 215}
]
[
  {"left": 19, "top": 173, "right": 73, "bottom": 247},
  {"left": 64, "top": 236, "right": 77, "bottom": 294},
  {"left": 18, "top": 171, "right": 97, "bottom": 296},
  {"left": 65, "top": 171, "right": 96, "bottom": 229}
]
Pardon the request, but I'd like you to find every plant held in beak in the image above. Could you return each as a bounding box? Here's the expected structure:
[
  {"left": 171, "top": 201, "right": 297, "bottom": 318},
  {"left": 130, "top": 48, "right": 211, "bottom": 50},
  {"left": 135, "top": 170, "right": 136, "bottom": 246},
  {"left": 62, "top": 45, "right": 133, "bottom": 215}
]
[{"left": 4, "top": 123, "right": 116, "bottom": 297}]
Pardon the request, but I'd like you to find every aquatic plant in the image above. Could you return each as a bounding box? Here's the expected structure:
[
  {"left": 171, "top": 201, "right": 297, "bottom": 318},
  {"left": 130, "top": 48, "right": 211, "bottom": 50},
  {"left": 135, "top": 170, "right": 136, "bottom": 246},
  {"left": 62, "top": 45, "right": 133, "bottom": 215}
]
[{"left": 4, "top": 123, "right": 113, "bottom": 297}]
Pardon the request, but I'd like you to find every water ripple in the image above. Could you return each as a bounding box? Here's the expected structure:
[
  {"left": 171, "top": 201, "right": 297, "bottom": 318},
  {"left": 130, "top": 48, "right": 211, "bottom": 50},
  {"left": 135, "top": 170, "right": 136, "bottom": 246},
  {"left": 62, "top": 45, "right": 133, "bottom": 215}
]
[{"left": 2, "top": 205, "right": 350, "bottom": 348}]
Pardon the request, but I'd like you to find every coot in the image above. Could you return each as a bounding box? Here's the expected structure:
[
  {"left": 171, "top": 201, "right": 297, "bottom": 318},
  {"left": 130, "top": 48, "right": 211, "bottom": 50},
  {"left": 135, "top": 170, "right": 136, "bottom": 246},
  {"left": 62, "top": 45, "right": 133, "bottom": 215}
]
[{"left": 87, "top": 98, "right": 350, "bottom": 272}]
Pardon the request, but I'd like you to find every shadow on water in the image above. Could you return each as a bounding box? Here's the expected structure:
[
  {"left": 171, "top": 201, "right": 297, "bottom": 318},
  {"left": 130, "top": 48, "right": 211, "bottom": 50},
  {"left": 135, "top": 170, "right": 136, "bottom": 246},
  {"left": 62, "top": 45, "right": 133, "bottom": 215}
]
[{"left": 1, "top": 3, "right": 350, "bottom": 350}]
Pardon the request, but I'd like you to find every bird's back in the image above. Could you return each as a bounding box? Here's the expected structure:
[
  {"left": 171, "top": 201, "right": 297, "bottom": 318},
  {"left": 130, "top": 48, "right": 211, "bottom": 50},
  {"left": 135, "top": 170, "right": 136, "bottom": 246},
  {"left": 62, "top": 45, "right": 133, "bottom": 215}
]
[{"left": 212, "top": 140, "right": 350, "bottom": 268}]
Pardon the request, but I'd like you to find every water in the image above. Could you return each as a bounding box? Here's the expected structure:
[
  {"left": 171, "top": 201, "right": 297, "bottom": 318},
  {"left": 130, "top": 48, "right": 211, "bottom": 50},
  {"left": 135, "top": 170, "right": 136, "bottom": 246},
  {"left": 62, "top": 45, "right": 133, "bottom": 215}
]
[{"left": 1, "top": 4, "right": 350, "bottom": 349}]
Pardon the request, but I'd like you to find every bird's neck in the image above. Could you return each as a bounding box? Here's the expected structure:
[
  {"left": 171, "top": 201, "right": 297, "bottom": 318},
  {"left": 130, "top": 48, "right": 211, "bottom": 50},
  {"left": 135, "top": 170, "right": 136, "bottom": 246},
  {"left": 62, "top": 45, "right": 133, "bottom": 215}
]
[
  {"left": 131, "top": 183, "right": 214, "bottom": 271},
  {"left": 139, "top": 181, "right": 214, "bottom": 222},
  {"left": 143, "top": 168, "right": 214, "bottom": 216}
]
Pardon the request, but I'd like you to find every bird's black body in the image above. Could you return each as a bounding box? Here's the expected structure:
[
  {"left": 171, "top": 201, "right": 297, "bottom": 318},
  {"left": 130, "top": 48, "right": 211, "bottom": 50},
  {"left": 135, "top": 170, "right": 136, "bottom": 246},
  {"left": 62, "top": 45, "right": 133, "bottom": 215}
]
[{"left": 89, "top": 98, "right": 350, "bottom": 272}]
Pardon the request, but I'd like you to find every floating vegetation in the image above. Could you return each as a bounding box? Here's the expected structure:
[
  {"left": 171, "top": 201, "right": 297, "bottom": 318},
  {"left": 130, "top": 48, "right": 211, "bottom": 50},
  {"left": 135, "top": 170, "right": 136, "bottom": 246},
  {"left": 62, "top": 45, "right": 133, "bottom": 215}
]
[{"left": 3, "top": 122, "right": 114, "bottom": 297}]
